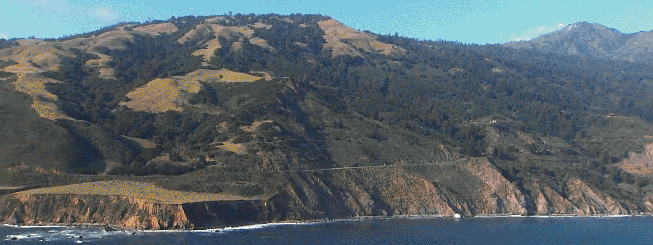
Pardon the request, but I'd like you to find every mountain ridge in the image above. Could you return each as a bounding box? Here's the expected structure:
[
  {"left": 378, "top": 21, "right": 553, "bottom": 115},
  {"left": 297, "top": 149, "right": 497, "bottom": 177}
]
[{"left": 1, "top": 13, "right": 653, "bottom": 229}]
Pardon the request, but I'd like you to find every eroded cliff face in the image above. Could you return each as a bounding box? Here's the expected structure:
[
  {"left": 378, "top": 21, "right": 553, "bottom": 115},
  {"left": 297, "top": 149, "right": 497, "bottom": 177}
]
[
  {"left": 564, "top": 178, "right": 636, "bottom": 215},
  {"left": 619, "top": 142, "right": 653, "bottom": 176},
  {"left": 0, "top": 191, "right": 284, "bottom": 230},
  {"left": 0, "top": 157, "right": 648, "bottom": 230},
  {"left": 532, "top": 184, "right": 578, "bottom": 215},
  {"left": 0, "top": 194, "right": 193, "bottom": 230},
  {"left": 271, "top": 158, "right": 644, "bottom": 220}
]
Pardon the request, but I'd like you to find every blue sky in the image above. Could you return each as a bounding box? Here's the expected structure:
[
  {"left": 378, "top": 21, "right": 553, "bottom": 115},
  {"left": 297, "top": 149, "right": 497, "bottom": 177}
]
[{"left": 0, "top": 0, "right": 651, "bottom": 44}]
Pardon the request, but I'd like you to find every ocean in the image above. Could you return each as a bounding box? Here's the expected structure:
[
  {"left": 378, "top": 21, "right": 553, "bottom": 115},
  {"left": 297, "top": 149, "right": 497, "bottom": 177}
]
[{"left": 1, "top": 216, "right": 652, "bottom": 244}]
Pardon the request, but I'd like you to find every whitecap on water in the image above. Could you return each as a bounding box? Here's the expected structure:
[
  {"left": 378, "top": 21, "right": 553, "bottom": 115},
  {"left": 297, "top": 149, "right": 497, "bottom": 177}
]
[
  {"left": 3, "top": 227, "right": 116, "bottom": 243},
  {"left": 203, "top": 221, "right": 318, "bottom": 233}
]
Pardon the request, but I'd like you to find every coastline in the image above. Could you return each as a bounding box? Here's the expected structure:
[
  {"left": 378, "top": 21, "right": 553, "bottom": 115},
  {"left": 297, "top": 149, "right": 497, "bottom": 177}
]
[{"left": 3, "top": 213, "right": 650, "bottom": 233}]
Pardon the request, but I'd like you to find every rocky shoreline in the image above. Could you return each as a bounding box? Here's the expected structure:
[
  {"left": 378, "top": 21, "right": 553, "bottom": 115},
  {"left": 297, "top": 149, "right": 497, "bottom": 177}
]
[
  {"left": 1, "top": 158, "right": 652, "bottom": 230},
  {"left": 4, "top": 213, "right": 652, "bottom": 234}
]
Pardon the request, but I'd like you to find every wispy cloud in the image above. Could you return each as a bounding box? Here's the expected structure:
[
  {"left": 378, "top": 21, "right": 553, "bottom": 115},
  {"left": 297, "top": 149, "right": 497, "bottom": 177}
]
[
  {"left": 92, "top": 7, "right": 120, "bottom": 23},
  {"left": 29, "top": 0, "right": 71, "bottom": 15},
  {"left": 505, "top": 22, "right": 567, "bottom": 42}
]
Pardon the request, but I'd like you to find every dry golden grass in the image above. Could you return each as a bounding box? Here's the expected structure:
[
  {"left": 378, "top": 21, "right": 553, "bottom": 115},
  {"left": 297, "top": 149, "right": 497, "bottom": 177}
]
[
  {"left": 8, "top": 163, "right": 63, "bottom": 175},
  {"left": 134, "top": 23, "right": 179, "bottom": 35},
  {"left": 85, "top": 54, "right": 112, "bottom": 67},
  {"left": 31, "top": 100, "right": 71, "bottom": 120},
  {"left": 177, "top": 24, "right": 217, "bottom": 44},
  {"left": 218, "top": 139, "right": 248, "bottom": 155},
  {"left": 123, "top": 136, "right": 158, "bottom": 149},
  {"left": 180, "top": 24, "right": 273, "bottom": 62},
  {"left": 121, "top": 78, "right": 185, "bottom": 112},
  {"left": 1, "top": 44, "right": 70, "bottom": 73},
  {"left": 14, "top": 180, "right": 253, "bottom": 204},
  {"left": 249, "top": 71, "right": 273, "bottom": 81},
  {"left": 12, "top": 74, "right": 60, "bottom": 100},
  {"left": 621, "top": 164, "right": 653, "bottom": 176},
  {"left": 0, "top": 31, "right": 142, "bottom": 120},
  {"left": 192, "top": 39, "right": 222, "bottom": 63},
  {"left": 205, "top": 16, "right": 229, "bottom": 23},
  {"left": 318, "top": 19, "right": 406, "bottom": 57},
  {"left": 217, "top": 122, "right": 229, "bottom": 134},
  {"left": 182, "top": 24, "right": 232, "bottom": 62},
  {"left": 180, "top": 69, "right": 263, "bottom": 83},
  {"left": 85, "top": 54, "right": 116, "bottom": 79},
  {"left": 98, "top": 67, "right": 115, "bottom": 79},
  {"left": 249, "top": 37, "right": 277, "bottom": 52},
  {"left": 121, "top": 69, "right": 263, "bottom": 113},
  {"left": 3, "top": 63, "right": 42, "bottom": 74},
  {"left": 11, "top": 74, "right": 71, "bottom": 120},
  {"left": 57, "top": 30, "right": 135, "bottom": 54},
  {"left": 253, "top": 22, "right": 273, "bottom": 29},
  {"left": 618, "top": 143, "right": 653, "bottom": 176},
  {"left": 240, "top": 120, "right": 274, "bottom": 133},
  {"left": 15, "top": 39, "right": 45, "bottom": 46},
  {"left": 85, "top": 30, "right": 135, "bottom": 51}
]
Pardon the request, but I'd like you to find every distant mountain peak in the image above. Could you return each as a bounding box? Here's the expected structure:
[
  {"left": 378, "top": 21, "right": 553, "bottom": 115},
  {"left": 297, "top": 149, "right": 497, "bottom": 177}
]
[
  {"left": 562, "top": 21, "right": 620, "bottom": 34},
  {"left": 504, "top": 21, "right": 653, "bottom": 63}
]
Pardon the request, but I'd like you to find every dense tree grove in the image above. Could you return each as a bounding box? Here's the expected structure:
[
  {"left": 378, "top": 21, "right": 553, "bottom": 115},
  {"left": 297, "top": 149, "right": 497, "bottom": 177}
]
[{"left": 0, "top": 38, "right": 17, "bottom": 50}]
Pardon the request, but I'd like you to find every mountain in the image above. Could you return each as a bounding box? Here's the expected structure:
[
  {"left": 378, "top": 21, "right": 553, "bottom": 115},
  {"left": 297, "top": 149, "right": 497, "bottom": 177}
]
[
  {"left": 504, "top": 21, "right": 653, "bottom": 64},
  {"left": 2, "top": 14, "right": 653, "bottom": 229}
]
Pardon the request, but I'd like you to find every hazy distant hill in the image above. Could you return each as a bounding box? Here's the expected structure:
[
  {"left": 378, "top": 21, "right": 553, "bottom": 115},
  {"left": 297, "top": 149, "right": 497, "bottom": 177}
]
[
  {"left": 504, "top": 21, "right": 653, "bottom": 64},
  {"left": 2, "top": 14, "right": 653, "bottom": 229}
]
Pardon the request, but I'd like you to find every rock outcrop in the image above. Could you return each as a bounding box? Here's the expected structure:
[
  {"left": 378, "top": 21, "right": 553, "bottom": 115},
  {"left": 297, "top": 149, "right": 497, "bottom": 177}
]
[
  {"left": 0, "top": 193, "right": 281, "bottom": 230},
  {"left": 0, "top": 194, "right": 193, "bottom": 229}
]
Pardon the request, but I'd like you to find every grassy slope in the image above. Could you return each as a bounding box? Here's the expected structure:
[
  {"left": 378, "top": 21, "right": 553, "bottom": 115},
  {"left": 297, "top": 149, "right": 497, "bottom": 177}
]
[{"left": 14, "top": 180, "right": 255, "bottom": 204}]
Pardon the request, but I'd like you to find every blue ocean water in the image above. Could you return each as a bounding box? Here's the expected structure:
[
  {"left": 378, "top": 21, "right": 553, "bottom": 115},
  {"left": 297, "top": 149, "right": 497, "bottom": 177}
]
[{"left": 1, "top": 216, "right": 652, "bottom": 244}]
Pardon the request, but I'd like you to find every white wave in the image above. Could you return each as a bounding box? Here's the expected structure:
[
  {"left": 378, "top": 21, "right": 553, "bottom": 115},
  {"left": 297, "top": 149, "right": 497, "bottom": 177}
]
[
  {"left": 200, "top": 221, "right": 321, "bottom": 233},
  {"left": 1, "top": 224, "right": 68, "bottom": 228},
  {"left": 477, "top": 214, "right": 636, "bottom": 218}
]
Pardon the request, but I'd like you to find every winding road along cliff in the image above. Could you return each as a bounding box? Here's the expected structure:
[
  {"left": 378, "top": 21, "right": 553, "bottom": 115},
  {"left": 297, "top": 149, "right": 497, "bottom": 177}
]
[{"left": 0, "top": 158, "right": 648, "bottom": 230}]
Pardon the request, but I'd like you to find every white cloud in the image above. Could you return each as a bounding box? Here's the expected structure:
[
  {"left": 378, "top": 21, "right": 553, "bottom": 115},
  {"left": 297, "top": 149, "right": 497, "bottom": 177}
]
[
  {"left": 506, "top": 22, "right": 567, "bottom": 42},
  {"left": 91, "top": 7, "right": 120, "bottom": 23},
  {"left": 29, "top": 0, "right": 70, "bottom": 15},
  {"left": 0, "top": 33, "right": 7, "bottom": 40},
  {"left": 34, "top": 0, "right": 51, "bottom": 6}
]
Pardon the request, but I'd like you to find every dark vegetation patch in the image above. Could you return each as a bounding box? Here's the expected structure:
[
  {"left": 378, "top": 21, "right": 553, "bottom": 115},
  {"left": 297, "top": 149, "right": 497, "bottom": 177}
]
[
  {"left": 0, "top": 38, "right": 17, "bottom": 50},
  {"left": 2, "top": 14, "right": 653, "bottom": 201}
]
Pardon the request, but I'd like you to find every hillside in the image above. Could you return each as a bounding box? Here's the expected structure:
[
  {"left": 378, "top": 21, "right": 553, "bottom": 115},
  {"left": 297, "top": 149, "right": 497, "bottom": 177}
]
[
  {"left": 504, "top": 21, "right": 653, "bottom": 64},
  {"left": 1, "top": 13, "right": 653, "bottom": 229}
]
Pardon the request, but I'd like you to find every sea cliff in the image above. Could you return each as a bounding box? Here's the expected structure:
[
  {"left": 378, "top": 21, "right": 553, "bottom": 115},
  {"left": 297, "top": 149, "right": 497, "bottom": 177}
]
[{"left": 0, "top": 158, "right": 647, "bottom": 230}]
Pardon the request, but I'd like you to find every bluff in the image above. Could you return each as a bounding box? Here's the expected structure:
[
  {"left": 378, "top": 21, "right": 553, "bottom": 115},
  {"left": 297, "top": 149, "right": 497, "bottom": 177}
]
[{"left": 0, "top": 158, "right": 648, "bottom": 230}]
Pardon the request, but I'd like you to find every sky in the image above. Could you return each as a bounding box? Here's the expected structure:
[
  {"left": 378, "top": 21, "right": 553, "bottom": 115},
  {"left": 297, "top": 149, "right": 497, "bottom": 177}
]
[{"left": 0, "top": 0, "right": 652, "bottom": 44}]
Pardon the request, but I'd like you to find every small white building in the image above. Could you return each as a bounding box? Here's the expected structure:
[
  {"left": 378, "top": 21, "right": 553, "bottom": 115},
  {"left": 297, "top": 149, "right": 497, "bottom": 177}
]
[{"left": 454, "top": 213, "right": 462, "bottom": 219}]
